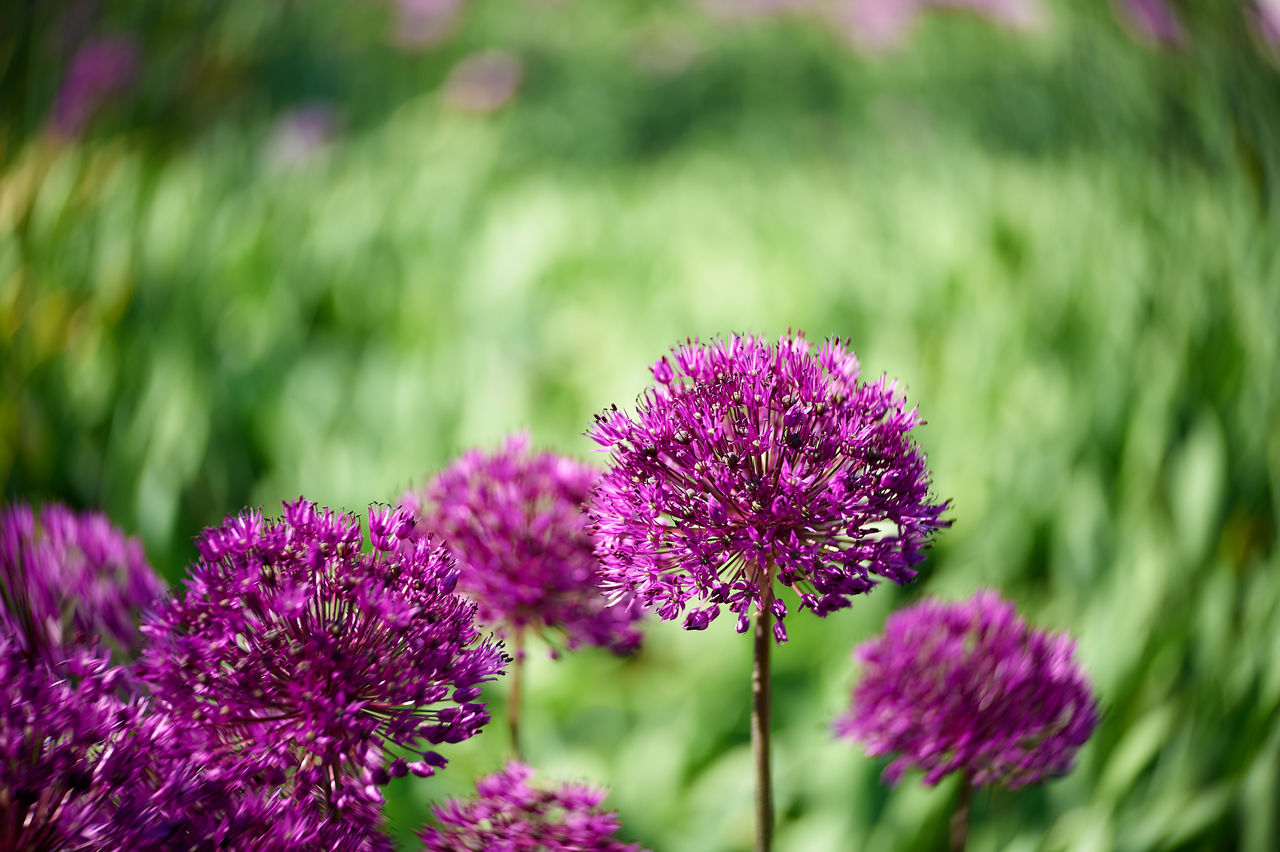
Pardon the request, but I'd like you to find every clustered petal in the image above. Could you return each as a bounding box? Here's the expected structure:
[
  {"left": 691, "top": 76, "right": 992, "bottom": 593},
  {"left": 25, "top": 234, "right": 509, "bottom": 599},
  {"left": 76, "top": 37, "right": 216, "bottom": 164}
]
[
  {"left": 0, "top": 501, "right": 164, "bottom": 661},
  {"left": 418, "top": 761, "right": 648, "bottom": 851},
  {"left": 0, "top": 638, "right": 154, "bottom": 850},
  {"left": 589, "top": 332, "right": 949, "bottom": 643},
  {"left": 406, "top": 434, "right": 643, "bottom": 655},
  {"left": 138, "top": 498, "right": 508, "bottom": 815},
  {"left": 834, "top": 590, "right": 1099, "bottom": 789},
  {"left": 116, "top": 757, "right": 395, "bottom": 852}
]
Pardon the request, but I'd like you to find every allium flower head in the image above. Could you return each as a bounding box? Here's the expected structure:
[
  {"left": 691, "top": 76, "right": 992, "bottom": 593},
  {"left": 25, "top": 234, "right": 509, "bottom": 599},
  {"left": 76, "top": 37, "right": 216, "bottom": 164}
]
[
  {"left": 418, "top": 761, "right": 648, "bottom": 851},
  {"left": 0, "top": 637, "right": 155, "bottom": 850},
  {"left": 1, "top": 501, "right": 164, "bottom": 661},
  {"left": 139, "top": 498, "right": 507, "bottom": 812},
  {"left": 52, "top": 35, "right": 139, "bottom": 138},
  {"left": 1112, "top": 0, "right": 1187, "bottom": 46},
  {"left": 589, "top": 332, "right": 949, "bottom": 644},
  {"left": 840, "top": 0, "right": 1047, "bottom": 51},
  {"left": 406, "top": 434, "right": 643, "bottom": 655},
  {"left": 835, "top": 590, "right": 1099, "bottom": 788},
  {"left": 117, "top": 762, "right": 395, "bottom": 852}
]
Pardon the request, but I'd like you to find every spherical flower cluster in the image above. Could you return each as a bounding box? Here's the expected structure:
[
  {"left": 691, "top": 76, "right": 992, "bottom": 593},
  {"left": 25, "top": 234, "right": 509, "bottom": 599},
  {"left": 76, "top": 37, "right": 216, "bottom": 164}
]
[
  {"left": 117, "top": 763, "right": 395, "bottom": 852},
  {"left": 0, "top": 501, "right": 164, "bottom": 661},
  {"left": 406, "top": 434, "right": 643, "bottom": 655},
  {"left": 834, "top": 590, "right": 1099, "bottom": 789},
  {"left": 0, "top": 637, "right": 154, "bottom": 850},
  {"left": 840, "top": 0, "right": 1046, "bottom": 52},
  {"left": 589, "top": 333, "right": 949, "bottom": 644},
  {"left": 418, "top": 761, "right": 648, "bottom": 851},
  {"left": 139, "top": 498, "right": 508, "bottom": 813}
]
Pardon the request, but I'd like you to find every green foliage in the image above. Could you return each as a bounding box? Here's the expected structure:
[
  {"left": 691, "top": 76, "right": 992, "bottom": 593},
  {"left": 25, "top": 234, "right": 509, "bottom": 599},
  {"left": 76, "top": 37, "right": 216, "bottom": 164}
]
[{"left": 3, "top": 1, "right": 1279, "bottom": 849}]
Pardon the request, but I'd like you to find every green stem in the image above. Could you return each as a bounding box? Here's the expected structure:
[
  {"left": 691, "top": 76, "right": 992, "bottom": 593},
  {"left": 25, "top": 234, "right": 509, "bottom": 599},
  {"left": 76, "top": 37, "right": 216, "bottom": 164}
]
[
  {"left": 949, "top": 773, "right": 971, "bottom": 852},
  {"left": 752, "top": 586, "right": 774, "bottom": 852},
  {"left": 508, "top": 630, "right": 524, "bottom": 760}
]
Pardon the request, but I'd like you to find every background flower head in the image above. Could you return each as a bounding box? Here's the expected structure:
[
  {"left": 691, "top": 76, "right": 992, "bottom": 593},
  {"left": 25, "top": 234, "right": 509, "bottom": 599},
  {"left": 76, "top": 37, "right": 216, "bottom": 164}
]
[
  {"left": 589, "top": 332, "right": 949, "bottom": 644},
  {"left": 406, "top": 434, "right": 643, "bottom": 655},
  {"left": 418, "top": 761, "right": 648, "bottom": 851},
  {"left": 0, "top": 502, "right": 164, "bottom": 662},
  {"left": 138, "top": 498, "right": 507, "bottom": 812},
  {"left": 834, "top": 590, "right": 1099, "bottom": 788},
  {"left": 51, "top": 35, "right": 139, "bottom": 138}
]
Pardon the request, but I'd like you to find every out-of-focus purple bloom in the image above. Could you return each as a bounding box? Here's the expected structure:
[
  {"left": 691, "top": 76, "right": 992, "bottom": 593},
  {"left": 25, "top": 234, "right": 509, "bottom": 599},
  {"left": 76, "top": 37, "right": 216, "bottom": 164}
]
[
  {"left": 138, "top": 498, "right": 507, "bottom": 815},
  {"left": 418, "top": 761, "right": 648, "bottom": 851},
  {"left": 0, "top": 502, "right": 164, "bottom": 662},
  {"left": 52, "top": 35, "right": 139, "bottom": 138},
  {"left": 1250, "top": 0, "right": 1280, "bottom": 51},
  {"left": 839, "top": 0, "right": 1047, "bottom": 51},
  {"left": 0, "top": 637, "right": 155, "bottom": 850},
  {"left": 441, "top": 51, "right": 524, "bottom": 113},
  {"left": 589, "top": 332, "right": 949, "bottom": 645},
  {"left": 835, "top": 590, "right": 1099, "bottom": 789},
  {"left": 391, "top": 0, "right": 465, "bottom": 49},
  {"left": 265, "top": 104, "right": 341, "bottom": 169},
  {"left": 1112, "top": 0, "right": 1187, "bottom": 46},
  {"left": 406, "top": 434, "right": 643, "bottom": 655}
]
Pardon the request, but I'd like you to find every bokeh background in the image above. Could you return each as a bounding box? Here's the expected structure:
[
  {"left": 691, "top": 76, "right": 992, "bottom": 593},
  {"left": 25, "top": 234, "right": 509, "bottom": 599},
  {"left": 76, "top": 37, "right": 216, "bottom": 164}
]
[{"left": 3, "top": 1, "right": 1279, "bottom": 850}]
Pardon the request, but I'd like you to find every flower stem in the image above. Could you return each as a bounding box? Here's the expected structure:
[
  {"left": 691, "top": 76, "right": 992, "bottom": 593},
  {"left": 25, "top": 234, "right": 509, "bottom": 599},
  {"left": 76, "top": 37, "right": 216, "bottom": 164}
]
[
  {"left": 752, "top": 588, "right": 774, "bottom": 852},
  {"left": 509, "top": 630, "right": 524, "bottom": 760},
  {"left": 949, "top": 773, "right": 971, "bottom": 852}
]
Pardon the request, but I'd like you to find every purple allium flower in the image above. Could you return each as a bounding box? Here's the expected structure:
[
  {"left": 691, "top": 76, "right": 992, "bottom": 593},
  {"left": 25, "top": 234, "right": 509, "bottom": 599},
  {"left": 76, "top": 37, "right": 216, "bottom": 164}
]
[
  {"left": 1250, "top": 0, "right": 1280, "bottom": 52},
  {"left": 1112, "top": 0, "right": 1187, "bottom": 46},
  {"left": 838, "top": 0, "right": 1047, "bottom": 51},
  {"left": 834, "top": 590, "right": 1099, "bottom": 789},
  {"left": 138, "top": 499, "right": 507, "bottom": 814},
  {"left": 0, "top": 502, "right": 164, "bottom": 662},
  {"left": 406, "top": 434, "right": 643, "bottom": 656},
  {"left": 0, "top": 637, "right": 156, "bottom": 850},
  {"left": 441, "top": 51, "right": 524, "bottom": 113},
  {"left": 51, "top": 35, "right": 139, "bottom": 138},
  {"left": 418, "top": 761, "right": 648, "bottom": 851},
  {"left": 117, "top": 760, "right": 395, "bottom": 852},
  {"left": 265, "top": 103, "right": 341, "bottom": 169},
  {"left": 391, "top": 0, "right": 465, "bottom": 49},
  {"left": 589, "top": 333, "right": 949, "bottom": 644}
]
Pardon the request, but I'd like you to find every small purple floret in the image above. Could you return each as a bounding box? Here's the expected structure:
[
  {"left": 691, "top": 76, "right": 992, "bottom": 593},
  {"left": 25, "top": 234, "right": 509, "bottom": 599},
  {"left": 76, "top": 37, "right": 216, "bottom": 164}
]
[
  {"left": 418, "top": 761, "right": 648, "bottom": 851},
  {"left": 589, "top": 332, "right": 949, "bottom": 644},
  {"left": 406, "top": 434, "right": 644, "bottom": 655},
  {"left": 834, "top": 590, "right": 1099, "bottom": 789}
]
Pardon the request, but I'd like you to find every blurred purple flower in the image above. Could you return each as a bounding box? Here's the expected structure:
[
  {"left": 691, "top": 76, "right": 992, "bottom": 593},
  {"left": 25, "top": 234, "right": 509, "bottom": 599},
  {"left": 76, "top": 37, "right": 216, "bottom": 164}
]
[
  {"left": 589, "top": 332, "right": 949, "bottom": 645},
  {"left": 441, "top": 50, "right": 524, "bottom": 113},
  {"left": 406, "top": 434, "right": 643, "bottom": 655},
  {"left": 52, "top": 35, "right": 139, "bottom": 138},
  {"left": 1251, "top": 0, "right": 1280, "bottom": 51},
  {"left": 418, "top": 761, "right": 648, "bottom": 851},
  {"left": 0, "top": 638, "right": 155, "bottom": 850},
  {"left": 835, "top": 590, "right": 1099, "bottom": 789},
  {"left": 138, "top": 498, "right": 507, "bottom": 814},
  {"left": 839, "top": 0, "right": 1047, "bottom": 51},
  {"left": 266, "top": 104, "right": 341, "bottom": 168},
  {"left": 1112, "top": 0, "right": 1187, "bottom": 46},
  {"left": 0, "top": 502, "right": 164, "bottom": 662},
  {"left": 392, "top": 0, "right": 465, "bottom": 49}
]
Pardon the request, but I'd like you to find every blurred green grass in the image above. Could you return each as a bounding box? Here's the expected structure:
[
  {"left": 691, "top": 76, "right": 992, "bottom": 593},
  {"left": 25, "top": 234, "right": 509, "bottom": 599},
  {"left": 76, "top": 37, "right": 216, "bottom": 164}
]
[{"left": 3, "top": 1, "right": 1279, "bottom": 850}]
